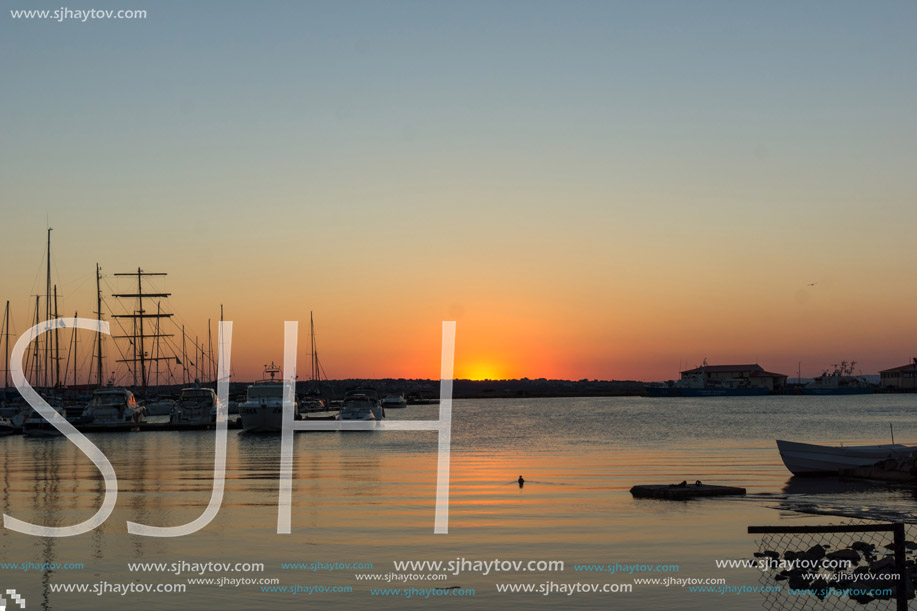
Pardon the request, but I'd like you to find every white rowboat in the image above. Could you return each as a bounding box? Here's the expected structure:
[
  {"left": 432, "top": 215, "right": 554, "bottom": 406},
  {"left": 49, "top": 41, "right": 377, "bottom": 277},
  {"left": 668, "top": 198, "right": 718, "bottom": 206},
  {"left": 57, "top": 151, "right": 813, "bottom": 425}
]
[{"left": 776, "top": 439, "right": 914, "bottom": 476}]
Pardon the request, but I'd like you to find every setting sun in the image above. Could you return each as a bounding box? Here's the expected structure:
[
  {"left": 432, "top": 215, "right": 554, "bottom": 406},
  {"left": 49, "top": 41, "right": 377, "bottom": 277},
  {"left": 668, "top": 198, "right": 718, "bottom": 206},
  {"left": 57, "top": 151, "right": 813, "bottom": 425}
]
[{"left": 461, "top": 362, "right": 505, "bottom": 381}]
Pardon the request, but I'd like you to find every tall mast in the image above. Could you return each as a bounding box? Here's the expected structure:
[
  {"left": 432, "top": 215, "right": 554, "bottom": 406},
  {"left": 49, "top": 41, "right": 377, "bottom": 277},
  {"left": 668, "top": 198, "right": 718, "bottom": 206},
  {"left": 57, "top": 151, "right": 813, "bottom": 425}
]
[
  {"left": 207, "top": 319, "right": 213, "bottom": 384},
  {"left": 96, "top": 264, "right": 103, "bottom": 387},
  {"left": 53, "top": 284, "right": 60, "bottom": 389},
  {"left": 182, "top": 324, "right": 187, "bottom": 384},
  {"left": 44, "top": 226, "right": 52, "bottom": 389},
  {"left": 30, "top": 295, "right": 41, "bottom": 386},
  {"left": 311, "top": 311, "right": 317, "bottom": 383},
  {"left": 137, "top": 269, "right": 144, "bottom": 389},
  {"left": 111, "top": 268, "right": 171, "bottom": 396},
  {"left": 131, "top": 305, "right": 137, "bottom": 386},
  {"left": 2, "top": 300, "right": 9, "bottom": 389},
  {"left": 72, "top": 311, "right": 78, "bottom": 388},
  {"left": 155, "top": 301, "right": 161, "bottom": 388}
]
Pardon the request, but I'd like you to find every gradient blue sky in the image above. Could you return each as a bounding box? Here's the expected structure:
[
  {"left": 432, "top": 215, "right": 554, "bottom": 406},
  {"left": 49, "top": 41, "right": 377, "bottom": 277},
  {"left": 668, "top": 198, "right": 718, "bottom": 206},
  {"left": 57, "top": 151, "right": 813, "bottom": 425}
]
[{"left": 2, "top": 1, "right": 915, "bottom": 381}]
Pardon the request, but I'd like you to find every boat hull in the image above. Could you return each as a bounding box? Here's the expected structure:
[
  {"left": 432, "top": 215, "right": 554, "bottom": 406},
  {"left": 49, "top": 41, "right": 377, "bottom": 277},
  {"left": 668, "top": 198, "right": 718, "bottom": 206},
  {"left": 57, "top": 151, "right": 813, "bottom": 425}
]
[
  {"left": 645, "top": 386, "right": 769, "bottom": 397},
  {"left": 240, "top": 404, "right": 291, "bottom": 433},
  {"left": 171, "top": 411, "right": 214, "bottom": 426},
  {"left": 799, "top": 388, "right": 874, "bottom": 395},
  {"left": 145, "top": 400, "right": 176, "bottom": 416},
  {"left": 23, "top": 424, "right": 63, "bottom": 437},
  {"left": 776, "top": 439, "right": 914, "bottom": 476}
]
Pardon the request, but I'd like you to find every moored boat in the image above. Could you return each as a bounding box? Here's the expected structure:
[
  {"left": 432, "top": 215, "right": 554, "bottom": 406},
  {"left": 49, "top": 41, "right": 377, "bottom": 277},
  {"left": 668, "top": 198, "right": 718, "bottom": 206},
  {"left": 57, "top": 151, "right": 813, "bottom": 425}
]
[
  {"left": 22, "top": 404, "right": 68, "bottom": 437},
  {"left": 776, "top": 439, "right": 914, "bottom": 476},
  {"left": 339, "top": 389, "right": 384, "bottom": 421},
  {"left": 170, "top": 382, "right": 218, "bottom": 426},
  {"left": 239, "top": 363, "right": 298, "bottom": 433},
  {"left": 0, "top": 416, "right": 18, "bottom": 436},
  {"left": 82, "top": 387, "right": 146, "bottom": 427},
  {"left": 381, "top": 393, "right": 407, "bottom": 408},
  {"left": 145, "top": 397, "right": 177, "bottom": 416},
  {"left": 799, "top": 361, "right": 873, "bottom": 395}
]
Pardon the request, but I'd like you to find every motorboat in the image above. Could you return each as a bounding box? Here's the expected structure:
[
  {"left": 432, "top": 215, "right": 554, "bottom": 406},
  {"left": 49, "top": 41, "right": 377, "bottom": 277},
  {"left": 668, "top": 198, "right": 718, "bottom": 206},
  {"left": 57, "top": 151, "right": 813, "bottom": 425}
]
[
  {"left": 339, "top": 389, "right": 384, "bottom": 421},
  {"left": 381, "top": 393, "right": 407, "bottom": 409},
  {"left": 145, "top": 397, "right": 177, "bottom": 416},
  {"left": 0, "top": 416, "right": 18, "bottom": 436},
  {"left": 776, "top": 439, "right": 915, "bottom": 476},
  {"left": 299, "top": 390, "right": 326, "bottom": 414},
  {"left": 0, "top": 398, "right": 30, "bottom": 428},
  {"left": 22, "top": 406, "right": 68, "bottom": 437},
  {"left": 239, "top": 363, "right": 298, "bottom": 433},
  {"left": 171, "top": 383, "right": 219, "bottom": 426},
  {"left": 82, "top": 387, "right": 146, "bottom": 426}
]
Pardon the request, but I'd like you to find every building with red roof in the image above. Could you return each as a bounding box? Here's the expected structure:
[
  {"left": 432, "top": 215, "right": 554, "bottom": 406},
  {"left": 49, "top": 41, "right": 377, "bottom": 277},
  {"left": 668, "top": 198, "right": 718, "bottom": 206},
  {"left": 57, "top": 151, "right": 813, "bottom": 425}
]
[
  {"left": 879, "top": 359, "right": 917, "bottom": 390},
  {"left": 680, "top": 363, "right": 787, "bottom": 392}
]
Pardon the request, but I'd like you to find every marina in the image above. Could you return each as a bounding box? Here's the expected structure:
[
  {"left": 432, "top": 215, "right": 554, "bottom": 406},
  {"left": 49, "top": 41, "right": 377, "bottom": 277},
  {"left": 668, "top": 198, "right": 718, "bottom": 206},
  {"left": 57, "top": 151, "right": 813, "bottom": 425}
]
[
  {"left": 3, "top": 2, "right": 913, "bottom": 609},
  {"left": 3, "top": 394, "right": 917, "bottom": 610}
]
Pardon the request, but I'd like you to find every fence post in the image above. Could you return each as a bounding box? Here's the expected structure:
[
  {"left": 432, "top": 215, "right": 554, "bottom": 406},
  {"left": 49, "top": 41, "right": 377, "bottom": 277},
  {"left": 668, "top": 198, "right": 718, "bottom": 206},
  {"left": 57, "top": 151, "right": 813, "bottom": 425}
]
[{"left": 893, "top": 521, "right": 907, "bottom": 611}]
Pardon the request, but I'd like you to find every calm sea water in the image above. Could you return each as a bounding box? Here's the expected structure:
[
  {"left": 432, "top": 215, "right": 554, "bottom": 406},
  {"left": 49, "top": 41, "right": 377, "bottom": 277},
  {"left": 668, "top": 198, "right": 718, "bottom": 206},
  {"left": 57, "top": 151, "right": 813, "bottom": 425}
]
[{"left": 2, "top": 394, "right": 917, "bottom": 610}]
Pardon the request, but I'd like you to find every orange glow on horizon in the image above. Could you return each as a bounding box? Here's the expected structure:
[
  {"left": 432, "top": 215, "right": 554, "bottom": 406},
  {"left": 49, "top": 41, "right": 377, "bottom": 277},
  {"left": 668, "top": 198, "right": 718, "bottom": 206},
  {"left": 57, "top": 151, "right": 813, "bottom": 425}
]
[{"left": 459, "top": 361, "right": 505, "bottom": 381}]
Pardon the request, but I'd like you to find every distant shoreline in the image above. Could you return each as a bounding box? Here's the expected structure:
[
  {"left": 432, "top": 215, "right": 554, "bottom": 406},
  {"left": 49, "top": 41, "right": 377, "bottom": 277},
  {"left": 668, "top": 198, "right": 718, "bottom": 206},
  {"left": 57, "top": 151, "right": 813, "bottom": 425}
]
[{"left": 27, "top": 379, "right": 917, "bottom": 401}]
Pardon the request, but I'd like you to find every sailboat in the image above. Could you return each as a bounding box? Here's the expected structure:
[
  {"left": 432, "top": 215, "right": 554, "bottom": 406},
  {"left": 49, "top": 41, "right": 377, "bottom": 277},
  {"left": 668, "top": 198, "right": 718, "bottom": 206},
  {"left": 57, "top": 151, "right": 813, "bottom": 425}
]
[
  {"left": 14, "top": 228, "right": 65, "bottom": 434},
  {"left": 300, "top": 312, "right": 327, "bottom": 414},
  {"left": 1, "top": 300, "right": 13, "bottom": 403}
]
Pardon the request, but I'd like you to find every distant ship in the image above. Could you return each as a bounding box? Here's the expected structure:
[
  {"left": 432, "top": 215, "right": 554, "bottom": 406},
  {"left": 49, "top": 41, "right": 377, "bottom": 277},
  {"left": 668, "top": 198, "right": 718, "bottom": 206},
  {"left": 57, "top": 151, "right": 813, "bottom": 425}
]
[{"left": 799, "top": 361, "right": 874, "bottom": 395}]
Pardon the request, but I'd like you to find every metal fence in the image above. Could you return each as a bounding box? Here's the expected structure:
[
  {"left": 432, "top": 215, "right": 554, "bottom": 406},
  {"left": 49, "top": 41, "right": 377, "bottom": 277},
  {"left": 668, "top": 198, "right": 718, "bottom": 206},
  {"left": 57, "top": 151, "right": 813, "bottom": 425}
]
[{"left": 747, "top": 522, "right": 912, "bottom": 611}]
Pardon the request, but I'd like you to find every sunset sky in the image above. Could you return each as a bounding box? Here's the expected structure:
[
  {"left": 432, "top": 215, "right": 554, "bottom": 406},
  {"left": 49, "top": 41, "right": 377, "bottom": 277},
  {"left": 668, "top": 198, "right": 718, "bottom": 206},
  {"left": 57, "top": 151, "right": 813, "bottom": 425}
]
[{"left": 2, "top": 1, "right": 916, "bottom": 382}]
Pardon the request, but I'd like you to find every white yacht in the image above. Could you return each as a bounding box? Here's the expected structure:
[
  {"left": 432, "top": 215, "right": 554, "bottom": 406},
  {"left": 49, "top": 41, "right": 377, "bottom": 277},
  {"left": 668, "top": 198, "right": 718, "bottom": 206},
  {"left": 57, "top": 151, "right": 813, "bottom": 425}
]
[
  {"left": 82, "top": 387, "right": 146, "bottom": 427},
  {"left": 145, "top": 397, "right": 177, "bottom": 416},
  {"left": 300, "top": 391, "right": 326, "bottom": 414},
  {"left": 22, "top": 405, "right": 68, "bottom": 437},
  {"left": 0, "top": 399, "right": 30, "bottom": 429},
  {"left": 239, "top": 363, "right": 298, "bottom": 433},
  {"left": 171, "top": 383, "right": 219, "bottom": 426},
  {"left": 381, "top": 393, "right": 407, "bottom": 409},
  {"left": 339, "top": 390, "right": 384, "bottom": 421},
  {"left": 0, "top": 416, "right": 18, "bottom": 436}
]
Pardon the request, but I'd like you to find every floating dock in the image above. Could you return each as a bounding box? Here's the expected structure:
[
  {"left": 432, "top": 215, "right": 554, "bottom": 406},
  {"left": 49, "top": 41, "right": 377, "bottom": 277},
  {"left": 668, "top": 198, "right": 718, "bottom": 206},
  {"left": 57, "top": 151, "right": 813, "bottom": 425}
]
[
  {"left": 630, "top": 482, "right": 746, "bottom": 500},
  {"left": 72, "top": 420, "right": 243, "bottom": 433}
]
